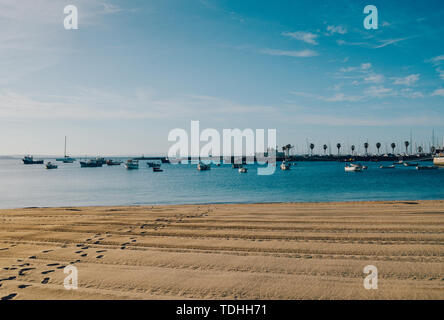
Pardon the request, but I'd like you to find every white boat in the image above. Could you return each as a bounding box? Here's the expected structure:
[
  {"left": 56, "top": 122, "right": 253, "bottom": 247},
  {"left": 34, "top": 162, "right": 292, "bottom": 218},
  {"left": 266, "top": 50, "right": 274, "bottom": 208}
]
[
  {"left": 124, "top": 159, "right": 139, "bottom": 170},
  {"left": 345, "top": 164, "right": 362, "bottom": 172},
  {"left": 197, "top": 162, "right": 211, "bottom": 171},
  {"left": 280, "top": 161, "right": 291, "bottom": 171},
  {"left": 380, "top": 165, "right": 395, "bottom": 169},
  {"left": 45, "top": 162, "right": 58, "bottom": 169},
  {"left": 433, "top": 153, "right": 444, "bottom": 167},
  {"left": 238, "top": 166, "right": 247, "bottom": 173},
  {"left": 56, "top": 136, "right": 76, "bottom": 163}
]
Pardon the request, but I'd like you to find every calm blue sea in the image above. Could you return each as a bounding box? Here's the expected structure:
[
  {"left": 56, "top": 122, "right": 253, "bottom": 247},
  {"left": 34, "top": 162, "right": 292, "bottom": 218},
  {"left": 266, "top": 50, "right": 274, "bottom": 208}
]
[{"left": 0, "top": 159, "right": 443, "bottom": 209}]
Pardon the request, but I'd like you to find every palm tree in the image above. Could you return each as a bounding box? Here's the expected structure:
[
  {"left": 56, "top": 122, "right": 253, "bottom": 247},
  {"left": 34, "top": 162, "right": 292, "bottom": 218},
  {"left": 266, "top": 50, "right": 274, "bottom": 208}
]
[
  {"left": 351, "top": 145, "right": 355, "bottom": 155},
  {"left": 336, "top": 143, "right": 341, "bottom": 156},
  {"left": 404, "top": 141, "right": 410, "bottom": 155},
  {"left": 391, "top": 143, "right": 396, "bottom": 154},
  {"left": 364, "top": 142, "right": 369, "bottom": 155},
  {"left": 309, "top": 143, "right": 315, "bottom": 156},
  {"left": 323, "top": 144, "right": 328, "bottom": 155},
  {"left": 376, "top": 142, "right": 381, "bottom": 155}
]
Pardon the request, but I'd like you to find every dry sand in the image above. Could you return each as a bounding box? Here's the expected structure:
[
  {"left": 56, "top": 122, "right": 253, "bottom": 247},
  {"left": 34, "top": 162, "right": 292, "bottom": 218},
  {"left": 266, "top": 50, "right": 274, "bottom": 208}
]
[{"left": 0, "top": 200, "right": 443, "bottom": 300}]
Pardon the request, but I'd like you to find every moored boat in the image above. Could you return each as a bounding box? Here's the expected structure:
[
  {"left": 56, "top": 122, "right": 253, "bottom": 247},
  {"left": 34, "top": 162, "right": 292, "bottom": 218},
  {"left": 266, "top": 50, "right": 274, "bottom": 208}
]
[
  {"left": 153, "top": 167, "right": 163, "bottom": 172},
  {"left": 106, "top": 159, "right": 123, "bottom": 166},
  {"left": 416, "top": 165, "right": 439, "bottom": 170},
  {"left": 380, "top": 165, "right": 395, "bottom": 169},
  {"left": 147, "top": 162, "right": 161, "bottom": 168},
  {"left": 280, "top": 161, "right": 291, "bottom": 171},
  {"left": 197, "top": 162, "right": 211, "bottom": 171},
  {"left": 238, "top": 166, "right": 247, "bottom": 173},
  {"left": 56, "top": 137, "right": 76, "bottom": 163},
  {"left": 45, "top": 162, "right": 58, "bottom": 169},
  {"left": 22, "top": 155, "right": 44, "bottom": 165},
  {"left": 345, "top": 164, "right": 362, "bottom": 172},
  {"left": 124, "top": 159, "right": 139, "bottom": 170},
  {"left": 403, "top": 162, "right": 419, "bottom": 167},
  {"left": 433, "top": 153, "right": 444, "bottom": 167},
  {"left": 80, "top": 159, "right": 102, "bottom": 168}
]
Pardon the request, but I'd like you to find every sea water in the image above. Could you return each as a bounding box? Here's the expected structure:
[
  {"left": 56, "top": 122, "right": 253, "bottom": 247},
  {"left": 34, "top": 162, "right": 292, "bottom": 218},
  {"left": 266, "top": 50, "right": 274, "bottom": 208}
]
[{"left": 0, "top": 159, "right": 443, "bottom": 209}]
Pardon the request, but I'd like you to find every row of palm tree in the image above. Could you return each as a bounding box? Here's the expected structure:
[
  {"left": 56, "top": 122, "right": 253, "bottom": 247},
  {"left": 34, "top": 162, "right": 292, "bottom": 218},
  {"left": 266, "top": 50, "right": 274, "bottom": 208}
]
[{"left": 305, "top": 141, "right": 423, "bottom": 156}]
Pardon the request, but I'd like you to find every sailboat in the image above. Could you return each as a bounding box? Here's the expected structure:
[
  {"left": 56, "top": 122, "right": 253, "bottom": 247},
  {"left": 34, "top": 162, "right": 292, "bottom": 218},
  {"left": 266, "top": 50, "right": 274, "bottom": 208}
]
[{"left": 56, "top": 136, "right": 76, "bottom": 163}]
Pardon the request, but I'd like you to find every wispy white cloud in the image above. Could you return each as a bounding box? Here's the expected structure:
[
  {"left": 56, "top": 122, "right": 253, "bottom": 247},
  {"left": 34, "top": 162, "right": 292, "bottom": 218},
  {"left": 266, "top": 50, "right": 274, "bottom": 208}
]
[
  {"left": 361, "top": 63, "right": 372, "bottom": 70},
  {"left": 326, "top": 25, "right": 347, "bottom": 35},
  {"left": 0, "top": 89, "right": 277, "bottom": 120},
  {"left": 432, "top": 88, "right": 444, "bottom": 97},
  {"left": 364, "top": 74, "right": 384, "bottom": 83},
  {"left": 393, "top": 74, "right": 420, "bottom": 86},
  {"left": 282, "top": 31, "right": 318, "bottom": 45},
  {"left": 364, "top": 86, "right": 395, "bottom": 98},
  {"left": 260, "top": 48, "right": 318, "bottom": 58}
]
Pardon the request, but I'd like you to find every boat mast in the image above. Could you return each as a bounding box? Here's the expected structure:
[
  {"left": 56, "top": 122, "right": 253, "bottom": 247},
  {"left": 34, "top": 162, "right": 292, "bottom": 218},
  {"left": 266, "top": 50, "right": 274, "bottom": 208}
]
[{"left": 64, "top": 136, "right": 67, "bottom": 157}]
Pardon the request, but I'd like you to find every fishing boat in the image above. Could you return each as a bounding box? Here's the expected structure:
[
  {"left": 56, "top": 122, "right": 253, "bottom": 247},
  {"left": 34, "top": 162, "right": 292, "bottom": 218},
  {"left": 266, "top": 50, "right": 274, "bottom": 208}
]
[
  {"left": 56, "top": 137, "right": 76, "bottom": 163},
  {"left": 80, "top": 159, "right": 102, "bottom": 168},
  {"left": 416, "top": 165, "right": 439, "bottom": 170},
  {"left": 197, "top": 162, "right": 211, "bottom": 171},
  {"left": 403, "top": 162, "right": 419, "bottom": 167},
  {"left": 433, "top": 152, "right": 444, "bottom": 167},
  {"left": 393, "top": 160, "right": 404, "bottom": 165},
  {"left": 280, "top": 161, "right": 291, "bottom": 170},
  {"left": 45, "top": 162, "right": 58, "bottom": 169},
  {"left": 232, "top": 163, "right": 242, "bottom": 169},
  {"left": 153, "top": 167, "right": 163, "bottom": 172},
  {"left": 106, "top": 159, "right": 123, "bottom": 166},
  {"left": 124, "top": 159, "right": 139, "bottom": 170},
  {"left": 238, "top": 166, "right": 248, "bottom": 173},
  {"left": 380, "top": 165, "right": 395, "bottom": 169},
  {"left": 22, "top": 155, "right": 44, "bottom": 165},
  {"left": 345, "top": 164, "right": 363, "bottom": 172}
]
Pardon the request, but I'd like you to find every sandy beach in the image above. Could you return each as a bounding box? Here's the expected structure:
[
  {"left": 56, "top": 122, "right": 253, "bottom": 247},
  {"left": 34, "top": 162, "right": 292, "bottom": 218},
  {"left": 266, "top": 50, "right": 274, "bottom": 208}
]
[{"left": 0, "top": 200, "right": 443, "bottom": 300}]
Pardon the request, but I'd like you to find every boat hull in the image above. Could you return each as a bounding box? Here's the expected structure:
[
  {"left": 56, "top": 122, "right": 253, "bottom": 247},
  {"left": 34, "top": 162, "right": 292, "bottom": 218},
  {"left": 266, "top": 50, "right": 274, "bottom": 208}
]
[{"left": 433, "top": 157, "right": 444, "bottom": 167}]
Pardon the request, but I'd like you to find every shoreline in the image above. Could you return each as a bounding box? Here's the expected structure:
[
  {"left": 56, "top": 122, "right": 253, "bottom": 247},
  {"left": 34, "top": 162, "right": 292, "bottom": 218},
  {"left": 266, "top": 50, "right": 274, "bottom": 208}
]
[
  {"left": 1, "top": 200, "right": 444, "bottom": 299},
  {"left": 3, "top": 198, "right": 444, "bottom": 211}
]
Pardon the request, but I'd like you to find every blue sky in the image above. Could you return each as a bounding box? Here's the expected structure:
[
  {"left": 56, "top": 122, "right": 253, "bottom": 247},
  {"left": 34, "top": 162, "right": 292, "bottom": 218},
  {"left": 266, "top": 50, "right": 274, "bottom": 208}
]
[{"left": 0, "top": 0, "right": 443, "bottom": 156}]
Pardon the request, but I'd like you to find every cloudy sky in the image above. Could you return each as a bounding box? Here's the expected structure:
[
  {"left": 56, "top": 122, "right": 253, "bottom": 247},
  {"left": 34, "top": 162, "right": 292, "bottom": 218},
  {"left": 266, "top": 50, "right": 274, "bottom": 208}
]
[{"left": 0, "top": 0, "right": 443, "bottom": 155}]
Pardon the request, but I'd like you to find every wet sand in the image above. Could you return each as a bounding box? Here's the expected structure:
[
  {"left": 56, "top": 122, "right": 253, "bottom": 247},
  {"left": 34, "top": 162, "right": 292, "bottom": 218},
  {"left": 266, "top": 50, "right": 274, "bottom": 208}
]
[{"left": 0, "top": 200, "right": 443, "bottom": 300}]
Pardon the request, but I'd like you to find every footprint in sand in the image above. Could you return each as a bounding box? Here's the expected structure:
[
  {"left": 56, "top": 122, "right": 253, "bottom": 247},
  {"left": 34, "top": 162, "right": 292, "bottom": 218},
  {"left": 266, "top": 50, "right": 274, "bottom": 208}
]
[
  {"left": 41, "top": 270, "right": 54, "bottom": 275},
  {"left": 96, "top": 250, "right": 106, "bottom": 253},
  {"left": 81, "top": 246, "right": 89, "bottom": 250},
  {"left": 42, "top": 250, "right": 53, "bottom": 253},
  {"left": 0, "top": 276, "right": 17, "bottom": 281},
  {"left": 18, "top": 268, "right": 35, "bottom": 276},
  {"left": 41, "top": 277, "right": 50, "bottom": 284},
  {"left": 56, "top": 265, "right": 66, "bottom": 269},
  {"left": 96, "top": 255, "right": 104, "bottom": 259},
  {"left": 75, "top": 251, "right": 83, "bottom": 254},
  {"left": 1, "top": 293, "right": 17, "bottom": 300},
  {"left": 47, "top": 263, "right": 59, "bottom": 267},
  {"left": 18, "top": 284, "right": 31, "bottom": 289},
  {"left": 28, "top": 256, "right": 37, "bottom": 259},
  {"left": 80, "top": 254, "right": 87, "bottom": 257}
]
